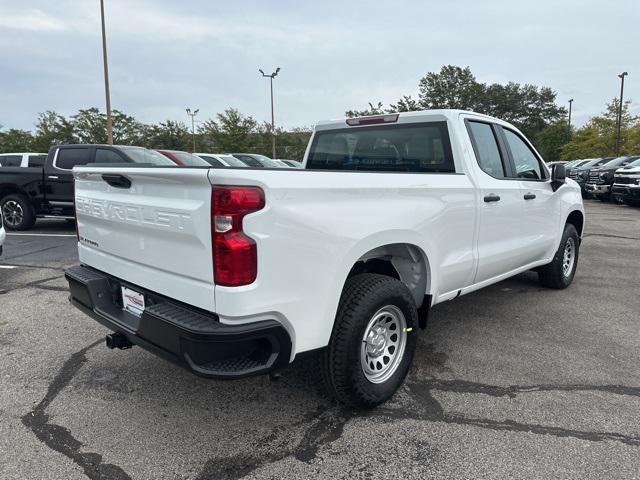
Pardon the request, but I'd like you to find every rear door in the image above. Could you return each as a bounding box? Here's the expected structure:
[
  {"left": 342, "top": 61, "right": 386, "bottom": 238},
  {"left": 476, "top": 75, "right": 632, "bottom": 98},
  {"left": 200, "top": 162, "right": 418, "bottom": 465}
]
[
  {"left": 47, "top": 146, "right": 94, "bottom": 204},
  {"left": 74, "top": 166, "right": 216, "bottom": 311},
  {"left": 466, "top": 119, "right": 530, "bottom": 283}
]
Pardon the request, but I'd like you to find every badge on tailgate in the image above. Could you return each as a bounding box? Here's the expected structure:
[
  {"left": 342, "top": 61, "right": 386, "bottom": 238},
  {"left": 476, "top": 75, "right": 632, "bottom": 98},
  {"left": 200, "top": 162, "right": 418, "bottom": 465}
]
[{"left": 121, "top": 286, "right": 145, "bottom": 317}]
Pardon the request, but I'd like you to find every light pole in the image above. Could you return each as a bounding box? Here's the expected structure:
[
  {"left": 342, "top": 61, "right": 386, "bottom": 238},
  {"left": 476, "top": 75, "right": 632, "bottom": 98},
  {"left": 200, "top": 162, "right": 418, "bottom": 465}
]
[
  {"left": 186, "top": 108, "right": 199, "bottom": 152},
  {"left": 567, "top": 99, "right": 573, "bottom": 131},
  {"left": 99, "top": 0, "right": 113, "bottom": 144},
  {"left": 615, "top": 72, "right": 628, "bottom": 156},
  {"left": 259, "top": 67, "right": 280, "bottom": 159}
]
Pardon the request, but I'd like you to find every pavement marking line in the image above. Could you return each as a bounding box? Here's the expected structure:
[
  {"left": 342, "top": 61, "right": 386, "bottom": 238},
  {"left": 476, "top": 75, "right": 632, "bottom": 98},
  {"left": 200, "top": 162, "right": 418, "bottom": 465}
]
[
  {"left": 6, "top": 233, "right": 76, "bottom": 237},
  {"left": 0, "top": 265, "right": 18, "bottom": 269}
]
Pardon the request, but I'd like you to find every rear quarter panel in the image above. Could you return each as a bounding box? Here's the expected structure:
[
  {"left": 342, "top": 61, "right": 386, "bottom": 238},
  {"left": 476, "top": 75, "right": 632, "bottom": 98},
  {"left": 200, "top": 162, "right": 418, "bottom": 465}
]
[{"left": 209, "top": 168, "right": 476, "bottom": 355}]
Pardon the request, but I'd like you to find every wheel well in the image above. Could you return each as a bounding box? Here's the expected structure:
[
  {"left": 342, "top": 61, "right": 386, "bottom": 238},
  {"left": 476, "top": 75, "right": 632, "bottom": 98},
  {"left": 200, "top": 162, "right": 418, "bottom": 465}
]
[
  {"left": 0, "top": 184, "right": 28, "bottom": 201},
  {"left": 347, "top": 243, "right": 430, "bottom": 311},
  {"left": 566, "top": 210, "right": 584, "bottom": 237}
]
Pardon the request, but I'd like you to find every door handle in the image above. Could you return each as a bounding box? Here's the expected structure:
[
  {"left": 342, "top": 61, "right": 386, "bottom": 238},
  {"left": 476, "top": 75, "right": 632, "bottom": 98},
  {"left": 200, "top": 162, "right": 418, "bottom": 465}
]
[
  {"left": 523, "top": 193, "right": 536, "bottom": 200},
  {"left": 101, "top": 173, "right": 131, "bottom": 189},
  {"left": 483, "top": 194, "right": 501, "bottom": 203},
  {"left": 47, "top": 175, "right": 59, "bottom": 180}
]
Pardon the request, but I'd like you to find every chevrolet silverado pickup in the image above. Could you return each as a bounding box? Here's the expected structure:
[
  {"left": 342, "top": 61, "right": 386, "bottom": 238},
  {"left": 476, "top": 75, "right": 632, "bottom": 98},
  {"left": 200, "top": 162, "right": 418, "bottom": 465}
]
[
  {"left": 65, "top": 110, "right": 585, "bottom": 408},
  {"left": 585, "top": 155, "right": 640, "bottom": 201},
  {"left": 0, "top": 144, "right": 174, "bottom": 230},
  {"left": 611, "top": 159, "right": 640, "bottom": 205}
]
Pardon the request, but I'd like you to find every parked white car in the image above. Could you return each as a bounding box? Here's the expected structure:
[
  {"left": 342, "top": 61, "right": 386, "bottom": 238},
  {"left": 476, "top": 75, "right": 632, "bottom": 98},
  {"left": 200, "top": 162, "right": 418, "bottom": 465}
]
[
  {"left": 65, "top": 110, "right": 584, "bottom": 407},
  {"left": 0, "top": 152, "right": 48, "bottom": 167},
  {"left": 195, "top": 153, "right": 249, "bottom": 168}
]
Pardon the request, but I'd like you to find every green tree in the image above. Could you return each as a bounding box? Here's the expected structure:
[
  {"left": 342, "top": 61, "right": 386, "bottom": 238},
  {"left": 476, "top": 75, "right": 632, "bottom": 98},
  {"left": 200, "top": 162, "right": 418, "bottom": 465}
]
[
  {"left": 111, "top": 110, "right": 146, "bottom": 145},
  {"left": 199, "top": 108, "right": 257, "bottom": 152},
  {"left": 388, "top": 95, "right": 420, "bottom": 113},
  {"left": 31, "top": 111, "right": 76, "bottom": 151},
  {"left": 144, "top": 120, "right": 191, "bottom": 150},
  {"left": 418, "top": 65, "right": 485, "bottom": 110},
  {"left": 560, "top": 99, "right": 638, "bottom": 159},
  {"left": 534, "top": 121, "right": 572, "bottom": 162},
  {"left": 71, "top": 108, "right": 109, "bottom": 143},
  {"left": 346, "top": 65, "right": 567, "bottom": 141},
  {"left": 345, "top": 102, "right": 385, "bottom": 118},
  {"left": 0, "top": 128, "right": 35, "bottom": 152}
]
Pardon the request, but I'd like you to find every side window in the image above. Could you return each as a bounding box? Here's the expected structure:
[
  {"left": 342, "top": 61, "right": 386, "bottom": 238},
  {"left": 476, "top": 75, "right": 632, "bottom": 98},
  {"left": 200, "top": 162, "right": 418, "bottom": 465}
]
[
  {"left": 502, "top": 129, "right": 544, "bottom": 180},
  {"left": 56, "top": 148, "right": 92, "bottom": 170},
  {"left": 467, "top": 121, "right": 505, "bottom": 177},
  {"left": 27, "top": 155, "right": 47, "bottom": 167},
  {"left": 0, "top": 155, "right": 23, "bottom": 167},
  {"left": 95, "top": 148, "right": 126, "bottom": 163}
]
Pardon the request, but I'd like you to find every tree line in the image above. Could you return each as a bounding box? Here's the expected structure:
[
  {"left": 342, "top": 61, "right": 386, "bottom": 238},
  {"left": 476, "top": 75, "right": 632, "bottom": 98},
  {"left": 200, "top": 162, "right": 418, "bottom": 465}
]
[
  {"left": 346, "top": 65, "right": 640, "bottom": 161},
  {"left": 1, "top": 65, "right": 638, "bottom": 161},
  {"left": 0, "top": 108, "right": 312, "bottom": 160}
]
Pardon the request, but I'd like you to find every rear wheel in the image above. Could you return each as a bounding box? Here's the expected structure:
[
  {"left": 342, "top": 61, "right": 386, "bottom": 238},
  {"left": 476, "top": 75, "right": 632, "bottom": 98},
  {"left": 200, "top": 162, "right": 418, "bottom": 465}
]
[
  {"left": 1, "top": 193, "right": 35, "bottom": 231},
  {"left": 320, "top": 274, "right": 418, "bottom": 408},
  {"left": 538, "top": 223, "right": 579, "bottom": 289}
]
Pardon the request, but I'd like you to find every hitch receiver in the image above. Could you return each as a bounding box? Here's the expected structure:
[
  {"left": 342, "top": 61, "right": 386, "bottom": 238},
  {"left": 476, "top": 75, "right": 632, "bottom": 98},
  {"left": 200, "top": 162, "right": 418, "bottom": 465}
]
[{"left": 106, "top": 332, "right": 134, "bottom": 350}]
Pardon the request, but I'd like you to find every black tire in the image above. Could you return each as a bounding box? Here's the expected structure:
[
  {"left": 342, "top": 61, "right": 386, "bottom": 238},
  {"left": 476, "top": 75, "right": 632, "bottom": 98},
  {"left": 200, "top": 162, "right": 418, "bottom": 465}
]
[
  {"left": 320, "top": 274, "right": 418, "bottom": 408},
  {"left": 1, "top": 193, "right": 36, "bottom": 231},
  {"left": 538, "top": 223, "right": 579, "bottom": 289}
]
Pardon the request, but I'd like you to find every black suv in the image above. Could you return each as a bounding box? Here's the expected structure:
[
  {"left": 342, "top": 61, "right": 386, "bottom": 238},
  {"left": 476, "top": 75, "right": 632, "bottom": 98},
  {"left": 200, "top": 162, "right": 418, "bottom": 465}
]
[{"left": 585, "top": 156, "right": 640, "bottom": 201}]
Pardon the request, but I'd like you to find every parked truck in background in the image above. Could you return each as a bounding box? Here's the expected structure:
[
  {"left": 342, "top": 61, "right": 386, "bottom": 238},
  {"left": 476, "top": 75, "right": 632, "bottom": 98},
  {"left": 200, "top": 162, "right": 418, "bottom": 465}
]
[
  {"left": 611, "top": 158, "right": 640, "bottom": 205},
  {"left": 65, "top": 110, "right": 584, "bottom": 407},
  {"left": 585, "top": 155, "right": 640, "bottom": 201},
  {"left": 0, "top": 144, "right": 174, "bottom": 230}
]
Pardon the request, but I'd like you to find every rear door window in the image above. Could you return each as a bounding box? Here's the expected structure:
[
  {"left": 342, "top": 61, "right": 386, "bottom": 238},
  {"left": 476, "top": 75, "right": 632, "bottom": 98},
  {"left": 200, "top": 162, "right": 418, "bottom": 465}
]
[
  {"left": 27, "top": 155, "right": 47, "bottom": 167},
  {"left": 467, "top": 121, "right": 506, "bottom": 177},
  {"left": 307, "top": 122, "right": 455, "bottom": 173},
  {"left": 56, "top": 148, "right": 92, "bottom": 170}
]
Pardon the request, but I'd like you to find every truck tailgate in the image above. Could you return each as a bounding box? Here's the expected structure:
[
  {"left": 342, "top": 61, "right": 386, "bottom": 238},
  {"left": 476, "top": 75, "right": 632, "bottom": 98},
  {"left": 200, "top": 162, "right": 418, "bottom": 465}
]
[{"left": 74, "top": 167, "right": 216, "bottom": 311}]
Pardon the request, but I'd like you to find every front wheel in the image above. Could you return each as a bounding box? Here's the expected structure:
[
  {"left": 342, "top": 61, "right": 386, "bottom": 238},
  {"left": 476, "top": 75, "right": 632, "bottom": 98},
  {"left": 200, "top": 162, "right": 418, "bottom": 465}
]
[
  {"left": 320, "top": 274, "right": 418, "bottom": 408},
  {"left": 538, "top": 223, "right": 580, "bottom": 289}
]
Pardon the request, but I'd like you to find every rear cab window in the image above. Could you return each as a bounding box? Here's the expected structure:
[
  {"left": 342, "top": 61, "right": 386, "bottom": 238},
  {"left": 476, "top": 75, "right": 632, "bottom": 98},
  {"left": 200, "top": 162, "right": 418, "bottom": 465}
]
[{"left": 306, "top": 122, "right": 455, "bottom": 173}]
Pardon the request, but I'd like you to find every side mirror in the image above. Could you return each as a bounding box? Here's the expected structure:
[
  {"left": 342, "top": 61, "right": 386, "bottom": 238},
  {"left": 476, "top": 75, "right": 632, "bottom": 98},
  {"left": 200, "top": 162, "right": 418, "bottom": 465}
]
[{"left": 551, "top": 164, "right": 566, "bottom": 192}]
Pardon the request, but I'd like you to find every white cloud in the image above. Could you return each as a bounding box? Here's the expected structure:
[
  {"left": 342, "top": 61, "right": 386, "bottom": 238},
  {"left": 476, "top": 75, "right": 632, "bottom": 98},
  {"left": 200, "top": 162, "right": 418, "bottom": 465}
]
[{"left": 0, "top": 8, "right": 66, "bottom": 31}]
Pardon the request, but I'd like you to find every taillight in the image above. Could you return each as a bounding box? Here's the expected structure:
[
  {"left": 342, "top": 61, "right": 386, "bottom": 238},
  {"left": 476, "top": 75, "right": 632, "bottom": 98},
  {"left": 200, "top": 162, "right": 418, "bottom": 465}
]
[
  {"left": 73, "top": 176, "right": 79, "bottom": 240},
  {"left": 212, "top": 185, "right": 265, "bottom": 286}
]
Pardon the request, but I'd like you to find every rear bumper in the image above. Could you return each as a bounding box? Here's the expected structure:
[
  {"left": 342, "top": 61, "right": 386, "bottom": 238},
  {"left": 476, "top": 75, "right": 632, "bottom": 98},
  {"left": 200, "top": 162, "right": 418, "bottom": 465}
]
[{"left": 65, "top": 265, "right": 292, "bottom": 379}]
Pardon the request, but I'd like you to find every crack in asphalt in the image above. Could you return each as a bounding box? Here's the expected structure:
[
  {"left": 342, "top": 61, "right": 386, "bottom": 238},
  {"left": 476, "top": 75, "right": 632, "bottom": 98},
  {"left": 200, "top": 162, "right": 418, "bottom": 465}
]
[
  {"left": 23, "top": 342, "right": 640, "bottom": 480},
  {"left": 192, "top": 376, "right": 640, "bottom": 479},
  {"left": 583, "top": 232, "right": 640, "bottom": 241},
  {"left": 0, "top": 275, "right": 62, "bottom": 295},
  {"left": 21, "top": 340, "right": 132, "bottom": 480}
]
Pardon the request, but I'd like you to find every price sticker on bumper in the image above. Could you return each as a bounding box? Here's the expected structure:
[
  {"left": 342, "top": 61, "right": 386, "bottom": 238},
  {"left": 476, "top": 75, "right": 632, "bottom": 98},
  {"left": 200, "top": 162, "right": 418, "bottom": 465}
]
[{"left": 121, "top": 286, "right": 145, "bottom": 317}]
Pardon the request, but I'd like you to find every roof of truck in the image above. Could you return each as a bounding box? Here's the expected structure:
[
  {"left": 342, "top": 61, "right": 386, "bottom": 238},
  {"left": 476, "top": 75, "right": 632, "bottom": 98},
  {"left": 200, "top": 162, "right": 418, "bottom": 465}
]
[{"left": 315, "top": 109, "right": 498, "bottom": 131}]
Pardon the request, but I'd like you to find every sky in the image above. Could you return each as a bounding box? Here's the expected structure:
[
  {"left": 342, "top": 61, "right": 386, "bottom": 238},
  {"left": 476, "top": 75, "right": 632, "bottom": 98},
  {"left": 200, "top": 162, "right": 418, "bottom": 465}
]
[{"left": 1, "top": 0, "right": 639, "bottom": 132}]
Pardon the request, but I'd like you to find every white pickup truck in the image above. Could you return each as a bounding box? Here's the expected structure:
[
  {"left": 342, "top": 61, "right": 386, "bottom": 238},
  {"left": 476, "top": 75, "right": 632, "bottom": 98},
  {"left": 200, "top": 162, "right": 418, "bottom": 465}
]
[{"left": 65, "top": 110, "right": 584, "bottom": 407}]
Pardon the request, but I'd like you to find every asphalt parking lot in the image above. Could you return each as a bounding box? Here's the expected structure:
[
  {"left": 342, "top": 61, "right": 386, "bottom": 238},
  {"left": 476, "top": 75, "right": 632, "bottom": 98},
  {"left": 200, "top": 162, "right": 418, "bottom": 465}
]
[{"left": 1, "top": 200, "right": 639, "bottom": 480}]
